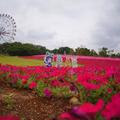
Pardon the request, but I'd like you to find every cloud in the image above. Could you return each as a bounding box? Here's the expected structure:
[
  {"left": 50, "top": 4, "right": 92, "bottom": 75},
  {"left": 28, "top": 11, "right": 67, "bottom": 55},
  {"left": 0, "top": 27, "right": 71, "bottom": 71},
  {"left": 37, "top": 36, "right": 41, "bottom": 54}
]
[
  {"left": 91, "top": 0, "right": 120, "bottom": 52},
  {"left": 16, "top": 29, "right": 56, "bottom": 46},
  {"left": 0, "top": 0, "right": 120, "bottom": 51}
]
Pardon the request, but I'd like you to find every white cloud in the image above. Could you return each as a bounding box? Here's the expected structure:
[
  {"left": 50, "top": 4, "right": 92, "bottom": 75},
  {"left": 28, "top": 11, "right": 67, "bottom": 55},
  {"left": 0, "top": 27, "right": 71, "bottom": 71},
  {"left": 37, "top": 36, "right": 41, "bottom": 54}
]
[{"left": 0, "top": 0, "right": 120, "bottom": 51}]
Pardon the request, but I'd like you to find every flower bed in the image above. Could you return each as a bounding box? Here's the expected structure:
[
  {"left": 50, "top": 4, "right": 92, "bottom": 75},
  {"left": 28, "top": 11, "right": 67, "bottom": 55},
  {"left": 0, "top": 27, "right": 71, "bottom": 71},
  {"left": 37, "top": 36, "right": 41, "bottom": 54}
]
[{"left": 0, "top": 61, "right": 120, "bottom": 119}]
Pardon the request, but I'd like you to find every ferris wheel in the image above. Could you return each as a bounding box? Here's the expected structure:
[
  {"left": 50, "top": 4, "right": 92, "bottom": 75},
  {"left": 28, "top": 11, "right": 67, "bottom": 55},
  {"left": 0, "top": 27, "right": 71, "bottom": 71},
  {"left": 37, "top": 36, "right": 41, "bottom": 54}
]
[{"left": 0, "top": 14, "right": 16, "bottom": 43}]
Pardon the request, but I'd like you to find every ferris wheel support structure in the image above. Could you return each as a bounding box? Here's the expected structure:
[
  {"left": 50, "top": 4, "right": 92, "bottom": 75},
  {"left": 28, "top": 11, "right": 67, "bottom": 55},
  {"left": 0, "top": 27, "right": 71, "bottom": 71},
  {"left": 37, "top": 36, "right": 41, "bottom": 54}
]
[{"left": 0, "top": 14, "right": 16, "bottom": 43}]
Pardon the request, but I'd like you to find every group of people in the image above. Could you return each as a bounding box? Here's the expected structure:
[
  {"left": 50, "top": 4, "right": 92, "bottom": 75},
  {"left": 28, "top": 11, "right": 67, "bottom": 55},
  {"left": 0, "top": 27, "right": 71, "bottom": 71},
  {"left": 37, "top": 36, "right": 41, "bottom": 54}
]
[{"left": 44, "top": 51, "right": 78, "bottom": 67}]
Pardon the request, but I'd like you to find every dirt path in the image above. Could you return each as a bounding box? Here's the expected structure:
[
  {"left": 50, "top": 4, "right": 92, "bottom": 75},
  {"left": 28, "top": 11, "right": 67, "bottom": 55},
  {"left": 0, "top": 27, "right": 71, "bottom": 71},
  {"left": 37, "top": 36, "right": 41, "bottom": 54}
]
[{"left": 0, "top": 79, "right": 72, "bottom": 120}]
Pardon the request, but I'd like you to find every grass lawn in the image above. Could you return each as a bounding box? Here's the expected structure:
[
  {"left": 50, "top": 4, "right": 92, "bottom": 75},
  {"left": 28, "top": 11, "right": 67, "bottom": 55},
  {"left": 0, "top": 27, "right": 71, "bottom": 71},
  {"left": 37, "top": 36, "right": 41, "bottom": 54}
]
[
  {"left": 0, "top": 55, "right": 44, "bottom": 66},
  {"left": 0, "top": 55, "right": 83, "bottom": 67}
]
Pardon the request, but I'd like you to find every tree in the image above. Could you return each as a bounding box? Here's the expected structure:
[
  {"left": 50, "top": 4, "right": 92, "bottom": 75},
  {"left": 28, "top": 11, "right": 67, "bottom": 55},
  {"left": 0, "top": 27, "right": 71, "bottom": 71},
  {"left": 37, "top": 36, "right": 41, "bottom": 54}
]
[
  {"left": 58, "top": 47, "right": 74, "bottom": 54},
  {"left": 98, "top": 47, "right": 109, "bottom": 57},
  {"left": 0, "top": 42, "right": 47, "bottom": 56},
  {"left": 75, "top": 47, "right": 91, "bottom": 56},
  {"left": 52, "top": 49, "right": 59, "bottom": 54},
  {"left": 90, "top": 49, "right": 98, "bottom": 56}
]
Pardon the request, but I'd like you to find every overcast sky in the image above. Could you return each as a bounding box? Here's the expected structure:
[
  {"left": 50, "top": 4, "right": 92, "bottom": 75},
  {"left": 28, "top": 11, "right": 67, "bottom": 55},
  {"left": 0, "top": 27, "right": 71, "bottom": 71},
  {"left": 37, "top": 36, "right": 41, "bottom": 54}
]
[{"left": 0, "top": 0, "right": 120, "bottom": 51}]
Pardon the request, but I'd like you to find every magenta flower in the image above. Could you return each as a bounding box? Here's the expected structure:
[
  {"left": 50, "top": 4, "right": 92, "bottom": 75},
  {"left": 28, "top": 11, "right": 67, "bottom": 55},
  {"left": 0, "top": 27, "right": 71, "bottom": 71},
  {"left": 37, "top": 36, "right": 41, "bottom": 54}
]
[
  {"left": 29, "top": 81, "right": 37, "bottom": 89},
  {"left": 71, "top": 106, "right": 90, "bottom": 119},
  {"left": 58, "top": 99, "right": 104, "bottom": 120},
  {"left": 43, "top": 88, "right": 52, "bottom": 97},
  {"left": 22, "top": 79, "right": 27, "bottom": 85},
  {"left": 70, "top": 85, "right": 76, "bottom": 91},
  {"left": 107, "top": 88, "right": 112, "bottom": 94},
  {"left": 102, "top": 93, "right": 120, "bottom": 120},
  {"left": 0, "top": 115, "right": 20, "bottom": 120},
  {"left": 58, "top": 112, "right": 76, "bottom": 120},
  {"left": 51, "top": 80, "right": 60, "bottom": 87},
  {"left": 80, "top": 99, "right": 104, "bottom": 113}
]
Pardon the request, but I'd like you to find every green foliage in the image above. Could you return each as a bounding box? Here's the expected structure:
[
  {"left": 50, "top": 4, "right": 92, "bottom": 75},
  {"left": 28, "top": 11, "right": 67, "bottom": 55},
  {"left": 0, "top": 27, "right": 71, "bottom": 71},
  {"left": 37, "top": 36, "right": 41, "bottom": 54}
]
[
  {"left": 77, "top": 84, "right": 87, "bottom": 103},
  {"left": 0, "top": 42, "right": 120, "bottom": 57},
  {"left": 0, "top": 42, "right": 46, "bottom": 56},
  {"left": 52, "top": 87, "right": 71, "bottom": 97},
  {"left": 90, "top": 49, "right": 98, "bottom": 56},
  {"left": 87, "top": 86, "right": 107, "bottom": 103},
  {"left": 21, "top": 117, "right": 26, "bottom": 120},
  {"left": 16, "top": 79, "right": 22, "bottom": 89},
  {"left": 52, "top": 47, "right": 74, "bottom": 54},
  {"left": 75, "top": 47, "right": 98, "bottom": 56},
  {"left": 52, "top": 48, "right": 59, "bottom": 54},
  {"left": 36, "top": 81, "right": 47, "bottom": 96},
  {"left": 96, "top": 113, "right": 105, "bottom": 120},
  {"left": 75, "top": 47, "right": 91, "bottom": 56},
  {"left": 3, "top": 93, "right": 14, "bottom": 109},
  {"left": 98, "top": 47, "right": 109, "bottom": 57},
  {"left": 84, "top": 79, "right": 118, "bottom": 103}
]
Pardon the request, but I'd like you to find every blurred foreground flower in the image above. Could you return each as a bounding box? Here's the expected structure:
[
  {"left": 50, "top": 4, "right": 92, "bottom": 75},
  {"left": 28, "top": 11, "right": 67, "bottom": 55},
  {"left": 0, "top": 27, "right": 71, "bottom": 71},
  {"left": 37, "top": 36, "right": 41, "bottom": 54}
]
[
  {"left": 0, "top": 115, "right": 20, "bottom": 120},
  {"left": 102, "top": 93, "right": 120, "bottom": 120},
  {"left": 58, "top": 99, "right": 104, "bottom": 120}
]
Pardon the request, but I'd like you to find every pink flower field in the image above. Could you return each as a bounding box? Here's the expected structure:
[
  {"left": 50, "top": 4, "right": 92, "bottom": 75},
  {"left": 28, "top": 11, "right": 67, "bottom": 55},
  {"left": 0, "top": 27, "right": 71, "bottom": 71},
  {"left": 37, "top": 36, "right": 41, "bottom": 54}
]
[{"left": 0, "top": 55, "right": 120, "bottom": 120}]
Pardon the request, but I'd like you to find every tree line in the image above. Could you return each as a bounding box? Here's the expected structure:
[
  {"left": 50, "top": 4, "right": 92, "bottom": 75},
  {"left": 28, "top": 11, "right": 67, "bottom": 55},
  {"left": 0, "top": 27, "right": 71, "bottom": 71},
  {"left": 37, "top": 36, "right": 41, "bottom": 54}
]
[{"left": 0, "top": 42, "right": 120, "bottom": 57}]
